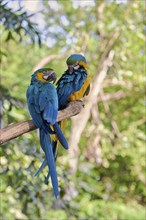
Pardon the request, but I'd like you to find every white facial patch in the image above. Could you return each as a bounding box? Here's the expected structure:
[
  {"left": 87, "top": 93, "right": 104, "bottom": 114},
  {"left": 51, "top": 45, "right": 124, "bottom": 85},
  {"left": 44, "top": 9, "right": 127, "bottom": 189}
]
[
  {"left": 43, "top": 75, "right": 49, "bottom": 80},
  {"left": 74, "top": 65, "right": 80, "bottom": 70}
]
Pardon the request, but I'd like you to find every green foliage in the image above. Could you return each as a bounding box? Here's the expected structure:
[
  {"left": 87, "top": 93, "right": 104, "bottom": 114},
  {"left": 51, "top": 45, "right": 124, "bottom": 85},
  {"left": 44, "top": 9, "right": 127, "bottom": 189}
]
[
  {"left": 0, "top": 0, "right": 145, "bottom": 219},
  {"left": 0, "top": 0, "right": 41, "bottom": 46}
]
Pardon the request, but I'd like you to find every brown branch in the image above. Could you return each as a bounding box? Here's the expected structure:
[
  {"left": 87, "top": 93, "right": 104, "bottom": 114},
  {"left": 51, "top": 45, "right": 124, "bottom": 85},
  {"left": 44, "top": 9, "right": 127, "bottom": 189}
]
[
  {"left": 99, "top": 89, "right": 121, "bottom": 138},
  {"left": 96, "top": 90, "right": 125, "bottom": 102},
  {"left": 0, "top": 101, "right": 83, "bottom": 145}
]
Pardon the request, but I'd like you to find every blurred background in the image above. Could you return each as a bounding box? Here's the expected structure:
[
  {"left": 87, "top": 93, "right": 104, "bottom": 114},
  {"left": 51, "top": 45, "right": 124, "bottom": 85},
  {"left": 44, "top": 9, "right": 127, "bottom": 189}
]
[{"left": 0, "top": 0, "right": 145, "bottom": 219}]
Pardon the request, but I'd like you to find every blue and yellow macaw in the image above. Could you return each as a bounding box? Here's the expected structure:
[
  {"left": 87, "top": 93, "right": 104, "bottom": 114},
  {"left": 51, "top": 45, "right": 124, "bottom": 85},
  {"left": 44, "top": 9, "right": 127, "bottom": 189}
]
[
  {"left": 26, "top": 68, "right": 68, "bottom": 198},
  {"left": 56, "top": 54, "right": 90, "bottom": 109},
  {"left": 50, "top": 54, "right": 90, "bottom": 164},
  {"left": 50, "top": 54, "right": 90, "bottom": 171}
]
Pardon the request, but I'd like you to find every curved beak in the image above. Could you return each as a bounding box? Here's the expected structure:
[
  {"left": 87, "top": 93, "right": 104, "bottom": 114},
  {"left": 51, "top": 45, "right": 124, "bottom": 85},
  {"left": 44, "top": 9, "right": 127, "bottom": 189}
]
[
  {"left": 43, "top": 71, "right": 57, "bottom": 83},
  {"left": 52, "top": 72, "right": 57, "bottom": 84}
]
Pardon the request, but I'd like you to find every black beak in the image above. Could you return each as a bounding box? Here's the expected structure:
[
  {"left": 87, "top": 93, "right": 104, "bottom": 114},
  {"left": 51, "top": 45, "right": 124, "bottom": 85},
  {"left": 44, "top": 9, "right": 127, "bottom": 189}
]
[
  {"left": 43, "top": 71, "right": 57, "bottom": 83},
  {"left": 48, "top": 72, "right": 57, "bottom": 84},
  {"left": 51, "top": 72, "right": 57, "bottom": 84}
]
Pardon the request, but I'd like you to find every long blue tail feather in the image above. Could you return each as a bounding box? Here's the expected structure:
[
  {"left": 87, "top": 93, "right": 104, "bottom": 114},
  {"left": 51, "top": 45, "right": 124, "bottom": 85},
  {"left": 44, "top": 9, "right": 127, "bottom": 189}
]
[
  {"left": 52, "top": 141, "right": 58, "bottom": 159},
  {"left": 53, "top": 123, "right": 68, "bottom": 149},
  {"left": 34, "top": 158, "right": 47, "bottom": 177},
  {"left": 40, "top": 128, "right": 59, "bottom": 198},
  {"left": 44, "top": 141, "right": 58, "bottom": 184},
  {"left": 35, "top": 141, "right": 57, "bottom": 180}
]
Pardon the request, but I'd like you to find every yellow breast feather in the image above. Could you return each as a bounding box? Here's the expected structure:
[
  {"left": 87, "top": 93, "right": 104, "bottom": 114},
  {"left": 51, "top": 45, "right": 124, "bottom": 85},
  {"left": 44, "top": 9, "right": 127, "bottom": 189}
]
[{"left": 69, "top": 74, "right": 90, "bottom": 101}]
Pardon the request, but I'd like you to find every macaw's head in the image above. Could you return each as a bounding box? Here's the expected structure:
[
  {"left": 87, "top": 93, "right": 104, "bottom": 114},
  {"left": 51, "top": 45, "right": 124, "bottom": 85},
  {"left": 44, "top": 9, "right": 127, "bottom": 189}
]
[
  {"left": 31, "top": 68, "right": 57, "bottom": 83},
  {"left": 66, "top": 54, "right": 88, "bottom": 73}
]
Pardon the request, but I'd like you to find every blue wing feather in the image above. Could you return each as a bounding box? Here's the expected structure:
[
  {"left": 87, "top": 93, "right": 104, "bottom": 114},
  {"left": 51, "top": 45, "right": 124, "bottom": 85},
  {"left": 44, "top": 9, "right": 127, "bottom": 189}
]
[
  {"left": 39, "top": 93, "right": 47, "bottom": 111},
  {"left": 27, "top": 82, "right": 58, "bottom": 126},
  {"left": 56, "top": 69, "right": 87, "bottom": 109}
]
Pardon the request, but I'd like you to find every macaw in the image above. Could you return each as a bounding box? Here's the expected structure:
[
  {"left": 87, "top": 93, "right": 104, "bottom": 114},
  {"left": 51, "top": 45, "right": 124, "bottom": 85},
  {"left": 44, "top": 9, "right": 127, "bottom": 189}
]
[
  {"left": 33, "top": 54, "right": 90, "bottom": 184},
  {"left": 56, "top": 54, "right": 90, "bottom": 109},
  {"left": 48, "top": 54, "right": 90, "bottom": 172},
  {"left": 48, "top": 54, "right": 90, "bottom": 178},
  {"left": 26, "top": 68, "right": 68, "bottom": 198}
]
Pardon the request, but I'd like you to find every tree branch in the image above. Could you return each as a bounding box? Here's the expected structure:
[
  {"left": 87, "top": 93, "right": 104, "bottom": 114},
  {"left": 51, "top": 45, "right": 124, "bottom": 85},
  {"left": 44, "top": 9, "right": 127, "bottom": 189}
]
[
  {"left": 96, "top": 90, "right": 125, "bottom": 102},
  {"left": 99, "top": 89, "right": 121, "bottom": 138},
  {"left": 0, "top": 100, "right": 83, "bottom": 145}
]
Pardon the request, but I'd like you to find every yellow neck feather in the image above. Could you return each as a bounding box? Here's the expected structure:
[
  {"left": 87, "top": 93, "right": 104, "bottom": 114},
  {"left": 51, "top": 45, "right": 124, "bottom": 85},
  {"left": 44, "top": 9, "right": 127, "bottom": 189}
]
[
  {"left": 79, "top": 61, "right": 88, "bottom": 71},
  {"left": 36, "top": 72, "right": 47, "bottom": 82}
]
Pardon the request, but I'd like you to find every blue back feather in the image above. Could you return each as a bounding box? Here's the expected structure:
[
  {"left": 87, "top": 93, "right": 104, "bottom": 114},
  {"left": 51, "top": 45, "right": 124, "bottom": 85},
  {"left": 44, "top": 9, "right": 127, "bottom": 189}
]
[{"left": 56, "top": 69, "right": 87, "bottom": 109}]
